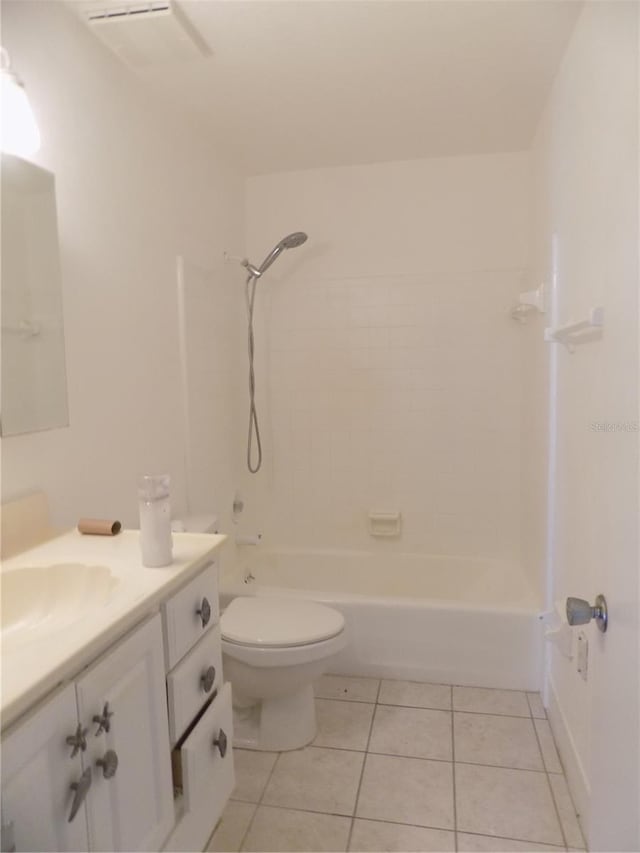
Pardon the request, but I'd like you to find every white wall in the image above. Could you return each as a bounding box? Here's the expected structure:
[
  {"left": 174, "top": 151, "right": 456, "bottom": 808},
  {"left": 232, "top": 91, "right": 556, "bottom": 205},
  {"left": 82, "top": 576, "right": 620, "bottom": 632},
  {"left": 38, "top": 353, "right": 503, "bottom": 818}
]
[
  {"left": 530, "top": 2, "right": 639, "bottom": 845},
  {"left": 0, "top": 1, "right": 245, "bottom": 534},
  {"left": 243, "top": 153, "right": 531, "bottom": 566}
]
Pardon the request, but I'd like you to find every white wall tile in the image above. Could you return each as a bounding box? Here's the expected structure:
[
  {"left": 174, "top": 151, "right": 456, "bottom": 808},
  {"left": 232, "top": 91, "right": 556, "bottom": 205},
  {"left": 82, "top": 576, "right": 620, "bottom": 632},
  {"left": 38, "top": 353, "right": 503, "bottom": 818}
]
[{"left": 247, "top": 154, "right": 528, "bottom": 561}]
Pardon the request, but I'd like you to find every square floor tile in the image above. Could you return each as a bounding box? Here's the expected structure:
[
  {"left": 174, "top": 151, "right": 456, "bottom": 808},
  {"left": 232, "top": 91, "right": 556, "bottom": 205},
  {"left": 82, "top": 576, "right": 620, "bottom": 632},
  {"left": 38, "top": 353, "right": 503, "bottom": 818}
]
[
  {"left": 453, "top": 687, "right": 530, "bottom": 717},
  {"left": 206, "top": 801, "right": 256, "bottom": 852},
  {"left": 315, "top": 674, "right": 379, "bottom": 703},
  {"left": 378, "top": 680, "right": 452, "bottom": 710},
  {"left": 549, "top": 773, "right": 586, "bottom": 848},
  {"left": 242, "top": 805, "right": 351, "bottom": 852},
  {"left": 231, "top": 749, "right": 279, "bottom": 803},
  {"left": 369, "top": 705, "right": 452, "bottom": 761},
  {"left": 349, "top": 819, "right": 455, "bottom": 852},
  {"left": 356, "top": 753, "right": 454, "bottom": 830},
  {"left": 454, "top": 712, "right": 543, "bottom": 770},
  {"left": 457, "top": 832, "right": 565, "bottom": 851},
  {"left": 314, "top": 698, "right": 374, "bottom": 750},
  {"left": 534, "top": 718, "right": 562, "bottom": 773},
  {"left": 527, "top": 692, "right": 547, "bottom": 719},
  {"left": 262, "top": 746, "right": 364, "bottom": 815},
  {"left": 455, "top": 763, "right": 563, "bottom": 845}
]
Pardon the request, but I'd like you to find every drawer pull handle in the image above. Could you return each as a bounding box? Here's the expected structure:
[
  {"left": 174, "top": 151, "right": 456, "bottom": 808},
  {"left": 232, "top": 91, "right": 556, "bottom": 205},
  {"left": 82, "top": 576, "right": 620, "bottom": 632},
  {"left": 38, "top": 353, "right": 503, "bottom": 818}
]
[
  {"left": 92, "top": 702, "right": 114, "bottom": 736},
  {"left": 213, "top": 728, "right": 228, "bottom": 758},
  {"left": 96, "top": 749, "right": 119, "bottom": 779},
  {"left": 201, "top": 666, "right": 216, "bottom": 693},
  {"left": 66, "top": 723, "right": 88, "bottom": 758},
  {"left": 68, "top": 768, "right": 92, "bottom": 822},
  {"left": 196, "top": 596, "right": 211, "bottom": 628}
]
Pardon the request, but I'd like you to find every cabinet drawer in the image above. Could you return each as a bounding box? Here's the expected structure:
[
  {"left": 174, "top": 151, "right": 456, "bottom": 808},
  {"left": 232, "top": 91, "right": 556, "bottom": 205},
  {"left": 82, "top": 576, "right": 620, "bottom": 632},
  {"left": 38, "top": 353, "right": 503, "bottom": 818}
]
[
  {"left": 162, "top": 562, "right": 219, "bottom": 669},
  {"left": 174, "top": 682, "right": 234, "bottom": 818},
  {"left": 167, "top": 626, "right": 223, "bottom": 744}
]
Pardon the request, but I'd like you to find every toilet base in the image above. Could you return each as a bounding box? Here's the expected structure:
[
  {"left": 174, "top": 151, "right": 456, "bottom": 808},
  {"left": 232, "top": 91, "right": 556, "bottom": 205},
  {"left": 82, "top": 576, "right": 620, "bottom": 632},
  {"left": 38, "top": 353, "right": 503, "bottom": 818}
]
[{"left": 232, "top": 684, "right": 317, "bottom": 751}]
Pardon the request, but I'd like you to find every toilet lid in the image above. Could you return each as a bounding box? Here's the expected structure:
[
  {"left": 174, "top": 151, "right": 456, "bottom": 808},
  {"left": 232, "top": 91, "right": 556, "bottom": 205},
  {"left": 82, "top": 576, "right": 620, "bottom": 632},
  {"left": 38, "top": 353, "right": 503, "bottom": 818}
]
[{"left": 221, "top": 597, "right": 345, "bottom": 647}]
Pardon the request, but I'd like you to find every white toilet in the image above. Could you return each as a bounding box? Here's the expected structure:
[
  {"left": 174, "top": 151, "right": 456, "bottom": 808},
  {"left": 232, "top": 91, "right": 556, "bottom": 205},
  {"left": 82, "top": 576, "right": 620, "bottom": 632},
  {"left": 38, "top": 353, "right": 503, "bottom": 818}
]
[{"left": 221, "top": 596, "right": 346, "bottom": 751}]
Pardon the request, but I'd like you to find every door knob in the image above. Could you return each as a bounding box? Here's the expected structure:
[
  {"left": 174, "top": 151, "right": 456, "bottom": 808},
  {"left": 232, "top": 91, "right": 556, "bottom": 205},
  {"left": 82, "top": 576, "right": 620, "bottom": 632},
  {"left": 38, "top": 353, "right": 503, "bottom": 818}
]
[{"left": 566, "top": 594, "right": 608, "bottom": 633}]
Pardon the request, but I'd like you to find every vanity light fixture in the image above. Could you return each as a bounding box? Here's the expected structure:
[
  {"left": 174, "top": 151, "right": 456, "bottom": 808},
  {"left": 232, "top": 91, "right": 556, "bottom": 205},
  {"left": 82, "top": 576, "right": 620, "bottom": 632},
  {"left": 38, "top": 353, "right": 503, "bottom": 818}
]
[{"left": 0, "top": 48, "right": 41, "bottom": 157}]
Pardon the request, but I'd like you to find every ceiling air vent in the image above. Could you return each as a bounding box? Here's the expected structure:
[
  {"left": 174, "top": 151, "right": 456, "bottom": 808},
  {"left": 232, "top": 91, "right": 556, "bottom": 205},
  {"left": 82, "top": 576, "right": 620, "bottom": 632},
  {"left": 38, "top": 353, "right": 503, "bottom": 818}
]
[{"left": 79, "top": 1, "right": 209, "bottom": 68}]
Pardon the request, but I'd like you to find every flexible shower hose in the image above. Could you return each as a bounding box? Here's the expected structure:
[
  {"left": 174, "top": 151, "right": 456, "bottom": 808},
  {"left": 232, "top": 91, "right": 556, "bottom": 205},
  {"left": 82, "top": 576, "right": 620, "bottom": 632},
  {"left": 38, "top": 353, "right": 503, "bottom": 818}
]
[{"left": 245, "top": 271, "right": 262, "bottom": 473}]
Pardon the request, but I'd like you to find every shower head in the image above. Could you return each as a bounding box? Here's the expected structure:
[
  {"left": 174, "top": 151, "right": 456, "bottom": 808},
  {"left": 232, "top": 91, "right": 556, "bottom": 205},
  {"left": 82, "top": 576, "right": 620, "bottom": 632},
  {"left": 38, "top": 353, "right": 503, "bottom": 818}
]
[
  {"left": 280, "top": 231, "right": 308, "bottom": 250},
  {"left": 242, "top": 231, "right": 308, "bottom": 279}
]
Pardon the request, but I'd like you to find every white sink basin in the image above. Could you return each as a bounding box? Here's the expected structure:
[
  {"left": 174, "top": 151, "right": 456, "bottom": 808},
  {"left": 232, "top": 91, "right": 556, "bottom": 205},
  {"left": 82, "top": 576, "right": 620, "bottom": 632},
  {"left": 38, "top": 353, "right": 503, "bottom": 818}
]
[{"left": 1, "top": 563, "right": 119, "bottom": 649}]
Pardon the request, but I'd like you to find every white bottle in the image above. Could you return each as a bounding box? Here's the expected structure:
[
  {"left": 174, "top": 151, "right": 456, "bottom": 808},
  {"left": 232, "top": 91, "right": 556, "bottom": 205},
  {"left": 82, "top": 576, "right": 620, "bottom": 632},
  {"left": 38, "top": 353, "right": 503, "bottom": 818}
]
[{"left": 138, "top": 474, "right": 173, "bottom": 567}]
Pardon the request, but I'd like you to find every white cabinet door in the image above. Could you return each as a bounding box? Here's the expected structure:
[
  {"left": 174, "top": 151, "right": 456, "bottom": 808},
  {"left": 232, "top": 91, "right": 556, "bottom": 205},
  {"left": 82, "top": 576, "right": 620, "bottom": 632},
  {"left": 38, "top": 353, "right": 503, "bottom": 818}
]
[
  {"left": 76, "top": 614, "right": 174, "bottom": 852},
  {"left": 1, "top": 683, "right": 89, "bottom": 852}
]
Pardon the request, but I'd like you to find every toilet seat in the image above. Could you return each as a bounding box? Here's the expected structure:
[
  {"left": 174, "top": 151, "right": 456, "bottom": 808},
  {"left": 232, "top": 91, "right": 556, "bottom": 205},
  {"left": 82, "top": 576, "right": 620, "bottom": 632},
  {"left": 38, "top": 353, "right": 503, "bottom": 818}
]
[{"left": 221, "top": 596, "right": 345, "bottom": 648}]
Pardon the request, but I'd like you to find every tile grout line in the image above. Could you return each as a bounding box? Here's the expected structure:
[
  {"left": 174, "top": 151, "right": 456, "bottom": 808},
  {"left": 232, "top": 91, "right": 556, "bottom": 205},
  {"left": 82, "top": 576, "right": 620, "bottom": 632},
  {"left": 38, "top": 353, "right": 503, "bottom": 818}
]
[
  {"left": 529, "top": 697, "right": 572, "bottom": 847},
  {"left": 237, "top": 751, "right": 282, "bottom": 852},
  {"left": 233, "top": 799, "right": 567, "bottom": 849},
  {"left": 233, "top": 742, "right": 562, "bottom": 774},
  {"left": 344, "top": 678, "right": 382, "bottom": 852},
  {"left": 456, "top": 828, "right": 566, "bottom": 849},
  {"left": 319, "top": 695, "right": 535, "bottom": 720},
  {"left": 528, "top": 700, "right": 587, "bottom": 849},
  {"left": 530, "top": 697, "right": 569, "bottom": 850},
  {"left": 450, "top": 687, "right": 459, "bottom": 852}
]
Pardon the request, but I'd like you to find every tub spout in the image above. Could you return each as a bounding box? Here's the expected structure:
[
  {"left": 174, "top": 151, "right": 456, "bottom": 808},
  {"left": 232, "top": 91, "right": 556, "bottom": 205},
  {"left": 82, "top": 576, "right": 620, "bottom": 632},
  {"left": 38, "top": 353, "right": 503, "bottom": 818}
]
[{"left": 236, "top": 533, "right": 262, "bottom": 546}]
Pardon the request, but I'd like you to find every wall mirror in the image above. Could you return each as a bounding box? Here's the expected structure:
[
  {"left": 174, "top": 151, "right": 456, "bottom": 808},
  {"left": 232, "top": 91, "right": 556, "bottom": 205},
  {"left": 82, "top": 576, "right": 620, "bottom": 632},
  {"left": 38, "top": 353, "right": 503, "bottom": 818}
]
[{"left": 1, "top": 153, "right": 69, "bottom": 436}]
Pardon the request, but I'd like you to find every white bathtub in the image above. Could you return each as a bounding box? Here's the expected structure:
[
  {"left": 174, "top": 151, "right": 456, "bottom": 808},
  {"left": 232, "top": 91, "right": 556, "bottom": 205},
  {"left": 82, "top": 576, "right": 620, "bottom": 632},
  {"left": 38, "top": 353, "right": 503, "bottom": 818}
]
[{"left": 220, "top": 549, "right": 543, "bottom": 691}]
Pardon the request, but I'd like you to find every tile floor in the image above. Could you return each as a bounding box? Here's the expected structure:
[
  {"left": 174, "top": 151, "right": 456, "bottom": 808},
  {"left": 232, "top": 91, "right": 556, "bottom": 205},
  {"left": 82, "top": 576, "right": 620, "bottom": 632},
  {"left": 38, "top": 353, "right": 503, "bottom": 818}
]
[{"left": 207, "top": 676, "right": 587, "bottom": 853}]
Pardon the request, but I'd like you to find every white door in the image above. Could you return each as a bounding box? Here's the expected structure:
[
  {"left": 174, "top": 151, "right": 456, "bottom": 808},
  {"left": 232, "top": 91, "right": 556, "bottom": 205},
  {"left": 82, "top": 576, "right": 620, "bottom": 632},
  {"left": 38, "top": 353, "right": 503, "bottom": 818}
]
[
  {"left": 544, "top": 3, "right": 639, "bottom": 848},
  {"left": 75, "top": 614, "right": 174, "bottom": 852},
  {"left": 1, "top": 683, "right": 90, "bottom": 852}
]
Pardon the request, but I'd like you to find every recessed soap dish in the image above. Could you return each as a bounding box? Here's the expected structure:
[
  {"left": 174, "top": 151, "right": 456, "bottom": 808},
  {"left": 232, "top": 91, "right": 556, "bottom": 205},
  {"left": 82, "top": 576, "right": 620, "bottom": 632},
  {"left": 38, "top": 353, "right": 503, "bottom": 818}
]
[{"left": 368, "top": 511, "right": 402, "bottom": 538}]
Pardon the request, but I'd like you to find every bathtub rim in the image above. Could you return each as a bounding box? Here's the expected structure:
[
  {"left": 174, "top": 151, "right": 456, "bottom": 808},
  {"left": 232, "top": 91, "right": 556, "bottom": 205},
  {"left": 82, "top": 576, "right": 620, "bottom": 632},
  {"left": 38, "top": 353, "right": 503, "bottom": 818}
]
[{"left": 220, "top": 580, "right": 542, "bottom": 617}]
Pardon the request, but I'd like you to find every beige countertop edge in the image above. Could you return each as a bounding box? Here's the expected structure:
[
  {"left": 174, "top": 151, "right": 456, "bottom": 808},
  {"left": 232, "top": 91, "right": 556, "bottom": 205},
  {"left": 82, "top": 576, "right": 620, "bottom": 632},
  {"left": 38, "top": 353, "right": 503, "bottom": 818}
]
[{"left": 1, "top": 532, "right": 227, "bottom": 734}]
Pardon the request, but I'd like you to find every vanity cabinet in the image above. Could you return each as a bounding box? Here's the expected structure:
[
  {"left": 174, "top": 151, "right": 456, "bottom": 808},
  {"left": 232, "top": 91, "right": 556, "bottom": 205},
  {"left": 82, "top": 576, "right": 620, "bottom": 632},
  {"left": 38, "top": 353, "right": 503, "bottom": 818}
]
[
  {"left": 1, "top": 683, "right": 89, "bottom": 852},
  {"left": 1, "top": 615, "right": 172, "bottom": 853},
  {"left": 1, "top": 554, "right": 232, "bottom": 853},
  {"left": 76, "top": 614, "right": 174, "bottom": 852}
]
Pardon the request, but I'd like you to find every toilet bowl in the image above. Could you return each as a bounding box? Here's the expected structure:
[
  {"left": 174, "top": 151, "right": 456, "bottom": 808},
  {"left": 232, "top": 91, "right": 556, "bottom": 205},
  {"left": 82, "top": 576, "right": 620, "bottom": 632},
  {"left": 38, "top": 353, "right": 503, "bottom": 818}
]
[{"left": 221, "top": 596, "right": 346, "bottom": 751}]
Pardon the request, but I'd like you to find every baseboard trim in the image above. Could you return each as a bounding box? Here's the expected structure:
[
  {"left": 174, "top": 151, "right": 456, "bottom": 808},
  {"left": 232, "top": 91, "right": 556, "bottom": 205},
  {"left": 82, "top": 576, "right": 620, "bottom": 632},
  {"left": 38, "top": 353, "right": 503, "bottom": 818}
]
[{"left": 547, "top": 674, "right": 590, "bottom": 840}]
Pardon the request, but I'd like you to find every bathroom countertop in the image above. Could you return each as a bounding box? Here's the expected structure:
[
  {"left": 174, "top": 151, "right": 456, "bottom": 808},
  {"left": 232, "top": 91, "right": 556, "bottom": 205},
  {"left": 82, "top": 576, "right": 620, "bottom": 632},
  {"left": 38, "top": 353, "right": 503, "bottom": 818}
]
[{"left": 0, "top": 529, "right": 226, "bottom": 732}]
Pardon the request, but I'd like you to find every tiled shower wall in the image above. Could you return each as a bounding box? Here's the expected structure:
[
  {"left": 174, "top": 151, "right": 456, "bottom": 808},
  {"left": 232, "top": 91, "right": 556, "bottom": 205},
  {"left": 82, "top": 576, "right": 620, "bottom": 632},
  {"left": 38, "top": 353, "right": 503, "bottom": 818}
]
[{"left": 244, "top": 153, "right": 530, "bottom": 563}]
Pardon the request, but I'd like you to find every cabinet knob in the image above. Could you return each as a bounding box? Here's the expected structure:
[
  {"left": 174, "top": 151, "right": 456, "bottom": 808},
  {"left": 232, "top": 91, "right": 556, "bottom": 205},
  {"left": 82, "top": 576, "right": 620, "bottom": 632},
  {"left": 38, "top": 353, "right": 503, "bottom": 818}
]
[
  {"left": 68, "top": 768, "right": 92, "bottom": 822},
  {"left": 196, "top": 596, "right": 211, "bottom": 628},
  {"left": 213, "top": 728, "right": 228, "bottom": 758},
  {"left": 66, "top": 723, "right": 88, "bottom": 758},
  {"left": 92, "top": 701, "right": 114, "bottom": 735},
  {"left": 201, "top": 666, "right": 216, "bottom": 693},
  {"left": 96, "top": 749, "right": 119, "bottom": 779}
]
